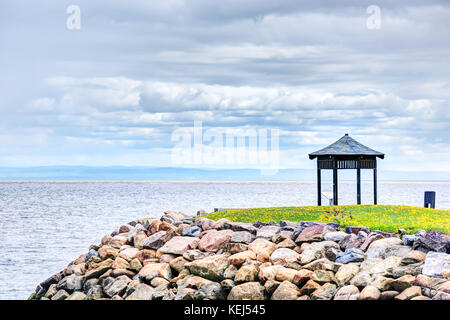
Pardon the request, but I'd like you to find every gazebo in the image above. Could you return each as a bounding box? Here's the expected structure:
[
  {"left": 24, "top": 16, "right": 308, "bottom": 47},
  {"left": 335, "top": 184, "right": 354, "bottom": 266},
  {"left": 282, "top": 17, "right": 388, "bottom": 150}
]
[{"left": 309, "top": 134, "right": 384, "bottom": 206}]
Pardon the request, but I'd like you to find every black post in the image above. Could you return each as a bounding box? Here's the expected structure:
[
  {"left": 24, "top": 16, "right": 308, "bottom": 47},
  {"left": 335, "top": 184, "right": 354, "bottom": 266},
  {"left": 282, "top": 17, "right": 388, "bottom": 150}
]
[
  {"left": 317, "top": 168, "right": 322, "bottom": 206},
  {"left": 373, "top": 167, "right": 377, "bottom": 205},
  {"left": 333, "top": 165, "right": 338, "bottom": 205},
  {"left": 357, "top": 167, "right": 361, "bottom": 205}
]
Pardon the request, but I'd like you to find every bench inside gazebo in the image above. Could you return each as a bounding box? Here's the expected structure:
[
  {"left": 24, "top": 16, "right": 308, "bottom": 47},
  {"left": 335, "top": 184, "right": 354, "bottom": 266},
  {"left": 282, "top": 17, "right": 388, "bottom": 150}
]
[{"left": 309, "top": 134, "right": 384, "bottom": 206}]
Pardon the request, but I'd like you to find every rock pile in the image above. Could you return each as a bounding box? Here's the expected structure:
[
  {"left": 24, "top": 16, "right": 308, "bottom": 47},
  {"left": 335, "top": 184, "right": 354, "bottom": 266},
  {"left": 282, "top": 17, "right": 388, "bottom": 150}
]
[{"left": 31, "top": 210, "right": 450, "bottom": 300}]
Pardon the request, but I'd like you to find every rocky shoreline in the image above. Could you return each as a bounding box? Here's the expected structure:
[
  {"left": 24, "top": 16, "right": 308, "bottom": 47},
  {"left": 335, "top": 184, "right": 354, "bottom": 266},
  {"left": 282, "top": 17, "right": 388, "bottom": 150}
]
[{"left": 31, "top": 210, "right": 450, "bottom": 300}]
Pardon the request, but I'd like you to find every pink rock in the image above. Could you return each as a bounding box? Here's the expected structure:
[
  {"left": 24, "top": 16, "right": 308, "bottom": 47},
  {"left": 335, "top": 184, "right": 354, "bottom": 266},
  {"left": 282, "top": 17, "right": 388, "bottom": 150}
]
[
  {"left": 138, "top": 262, "right": 172, "bottom": 281},
  {"left": 198, "top": 230, "right": 234, "bottom": 252},
  {"left": 248, "top": 238, "right": 276, "bottom": 262},
  {"left": 228, "top": 250, "right": 257, "bottom": 266},
  {"left": 159, "top": 236, "right": 199, "bottom": 255},
  {"left": 270, "top": 248, "right": 300, "bottom": 267},
  {"left": 295, "top": 225, "right": 325, "bottom": 244}
]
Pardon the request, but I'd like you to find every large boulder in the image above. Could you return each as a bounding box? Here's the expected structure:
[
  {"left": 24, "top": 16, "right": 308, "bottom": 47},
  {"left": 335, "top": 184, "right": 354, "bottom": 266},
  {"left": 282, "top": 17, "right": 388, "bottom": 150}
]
[
  {"left": 186, "top": 254, "right": 230, "bottom": 281},
  {"left": 360, "top": 256, "right": 402, "bottom": 276},
  {"left": 195, "top": 282, "right": 226, "bottom": 300},
  {"left": 66, "top": 291, "right": 87, "bottom": 300},
  {"left": 413, "top": 231, "right": 450, "bottom": 253},
  {"left": 394, "top": 286, "right": 422, "bottom": 300},
  {"left": 104, "top": 276, "right": 131, "bottom": 297},
  {"left": 339, "top": 234, "right": 365, "bottom": 250},
  {"left": 248, "top": 238, "right": 276, "bottom": 262},
  {"left": 298, "top": 241, "right": 340, "bottom": 265},
  {"left": 335, "top": 248, "right": 365, "bottom": 264},
  {"left": 159, "top": 236, "right": 199, "bottom": 255},
  {"left": 270, "top": 248, "right": 300, "bottom": 267},
  {"left": 422, "top": 251, "right": 450, "bottom": 278},
  {"left": 234, "top": 261, "right": 259, "bottom": 283},
  {"left": 181, "top": 226, "right": 202, "bottom": 237},
  {"left": 138, "top": 263, "right": 173, "bottom": 281},
  {"left": 324, "top": 231, "right": 348, "bottom": 243},
  {"left": 334, "top": 285, "right": 360, "bottom": 300},
  {"left": 256, "top": 226, "right": 280, "bottom": 240},
  {"left": 230, "top": 231, "right": 255, "bottom": 244},
  {"left": 295, "top": 225, "right": 326, "bottom": 244},
  {"left": 198, "top": 230, "right": 234, "bottom": 252},
  {"left": 299, "top": 280, "right": 321, "bottom": 296},
  {"left": 125, "top": 283, "right": 154, "bottom": 300},
  {"left": 119, "top": 247, "right": 139, "bottom": 261},
  {"left": 271, "top": 280, "right": 300, "bottom": 300},
  {"left": 364, "top": 237, "right": 407, "bottom": 259},
  {"left": 401, "top": 250, "right": 427, "bottom": 265},
  {"left": 335, "top": 263, "right": 360, "bottom": 285},
  {"left": 227, "top": 282, "right": 265, "bottom": 300},
  {"left": 228, "top": 250, "right": 257, "bottom": 266},
  {"left": 391, "top": 274, "right": 416, "bottom": 292},
  {"left": 359, "top": 285, "right": 380, "bottom": 300},
  {"left": 350, "top": 271, "right": 372, "bottom": 289},
  {"left": 311, "top": 283, "right": 337, "bottom": 300}
]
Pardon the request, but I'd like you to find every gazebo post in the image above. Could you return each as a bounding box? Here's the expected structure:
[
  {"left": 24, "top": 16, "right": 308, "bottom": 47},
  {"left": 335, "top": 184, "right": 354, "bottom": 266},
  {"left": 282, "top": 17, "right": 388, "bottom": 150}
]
[
  {"left": 317, "top": 168, "right": 321, "bottom": 206},
  {"left": 373, "top": 167, "right": 377, "bottom": 205},
  {"left": 333, "top": 164, "right": 338, "bottom": 205},
  {"left": 357, "top": 166, "right": 361, "bottom": 205}
]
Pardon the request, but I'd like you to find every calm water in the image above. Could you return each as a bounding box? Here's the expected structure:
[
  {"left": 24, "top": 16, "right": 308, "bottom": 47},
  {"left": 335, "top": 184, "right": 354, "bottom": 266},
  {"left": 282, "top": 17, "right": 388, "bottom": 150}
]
[{"left": 0, "top": 180, "right": 449, "bottom": 299}]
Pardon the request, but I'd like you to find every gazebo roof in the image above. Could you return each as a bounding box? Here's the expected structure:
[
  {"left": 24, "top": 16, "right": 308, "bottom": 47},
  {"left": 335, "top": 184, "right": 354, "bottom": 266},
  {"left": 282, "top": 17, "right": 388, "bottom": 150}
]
[{"left": 309, "top": 134, "right": 384, "bottom": 159}]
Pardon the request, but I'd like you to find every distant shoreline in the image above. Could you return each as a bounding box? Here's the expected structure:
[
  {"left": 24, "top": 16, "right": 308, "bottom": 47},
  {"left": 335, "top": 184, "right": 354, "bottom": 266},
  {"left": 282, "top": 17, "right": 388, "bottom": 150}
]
[{"left": 1, "top": 180, "right": 450, "bottom": 184}]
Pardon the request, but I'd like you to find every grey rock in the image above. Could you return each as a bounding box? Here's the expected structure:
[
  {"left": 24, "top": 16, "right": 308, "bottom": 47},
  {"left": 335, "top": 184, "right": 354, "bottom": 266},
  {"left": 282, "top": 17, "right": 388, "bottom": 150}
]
[
  {"left": 230, "top": 231, "right": 255, "bottom": 244},
  {"left": 66, "top": 291, "right": 87, "bottom": 300},
  {"left": 51, "top": 290, "right": 69, "bottom": 300},
  {"left": 140, "top": 231, "right": 167, "bottom": 250},
  {"left": 336, "top": 248, "right": 365, "bottom": 264},
  {"left": 195, "top": 282, "right": 226, "bottom": 300},
  {"left": 175, "top": 287, "right": 196, "bottom": 300},
  {"left": 85, "top": 249, "right": 100, "bottom": 261},
  {"left": 125, "top": 283, "right": 154, "bottom": 300},
  {"left": 86, "top": 285, "right": 103, "bottom": 300},
  {"left": 228, "top": 222, "right": 258, "bottom": 234},
  {"left": 104, "top": 277, "right": 130, "bottom": 297},
  {"left": 181, "top": 226, "right": 202, "bottom": 237},
  {"left": 391, "top": 263, "right": 423, "bottom": 278},
  {"left": 402, "top": 234, "right": 418, "bottom": 246},
  {"left": 151, "top": 285, "right": 172, "bottom": 300},
  {"left": 350, "top": 271, "right": 372, "bottom": 289},
  {"left": 65, "top": 274, "right": 84, "bottom": 292},
  {"left": 83, "top": 278, "right": 99, "bottom": 292},
  {"left": 324, "top": 231, "right": 348, "bottom": 243},
  {"left": 256, "top": 226, "right": 281, "bottom": 240},
  {"left": 413, "top": 231, "right": 450, "bottom": 253}
]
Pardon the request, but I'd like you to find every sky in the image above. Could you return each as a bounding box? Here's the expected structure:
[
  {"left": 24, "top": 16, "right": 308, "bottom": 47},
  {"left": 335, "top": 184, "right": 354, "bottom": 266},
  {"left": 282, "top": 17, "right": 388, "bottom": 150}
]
[{"left": 0, "top": 0, "right": 449, "bottom": 175}]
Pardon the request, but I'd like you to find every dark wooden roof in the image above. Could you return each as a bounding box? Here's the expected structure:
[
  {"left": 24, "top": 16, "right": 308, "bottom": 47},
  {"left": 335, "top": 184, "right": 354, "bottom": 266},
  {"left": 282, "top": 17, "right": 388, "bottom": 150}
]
[{"left": 309, "top": 134, "right": 384, "bottom": 159}]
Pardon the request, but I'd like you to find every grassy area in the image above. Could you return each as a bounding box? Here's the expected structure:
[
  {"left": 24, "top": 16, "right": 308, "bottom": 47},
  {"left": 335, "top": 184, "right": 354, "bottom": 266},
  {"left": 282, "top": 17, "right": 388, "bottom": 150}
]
[{"left": 205, "top": 205, "right": 450, "bottom": 234}]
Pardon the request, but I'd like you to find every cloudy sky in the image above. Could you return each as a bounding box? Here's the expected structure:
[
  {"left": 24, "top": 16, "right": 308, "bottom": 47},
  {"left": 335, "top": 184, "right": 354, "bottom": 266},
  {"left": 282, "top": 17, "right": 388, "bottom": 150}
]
[{"left": 1, "top": 0, "right": 449, "bottom": 174}]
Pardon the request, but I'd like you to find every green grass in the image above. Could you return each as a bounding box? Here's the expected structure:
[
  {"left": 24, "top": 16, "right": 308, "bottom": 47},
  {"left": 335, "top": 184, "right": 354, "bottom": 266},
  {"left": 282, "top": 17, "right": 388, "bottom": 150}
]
[{"left": 205, "top": 205, "right": 450, "bottom": 234}]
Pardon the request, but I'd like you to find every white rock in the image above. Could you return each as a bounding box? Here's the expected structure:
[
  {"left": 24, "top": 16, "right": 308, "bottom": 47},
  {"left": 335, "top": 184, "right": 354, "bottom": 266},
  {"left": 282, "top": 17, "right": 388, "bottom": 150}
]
[{"left": 423, "top": 251, "right": 450, "bottom": 278}]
